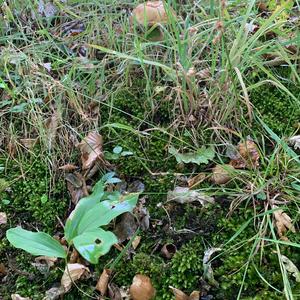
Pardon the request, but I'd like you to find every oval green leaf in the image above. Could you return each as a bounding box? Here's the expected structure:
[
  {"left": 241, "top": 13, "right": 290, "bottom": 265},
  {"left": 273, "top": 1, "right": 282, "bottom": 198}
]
[
  {"left": 6, "top": 227, "right": 67, "bottom": 258},
  {"left": 73, "top": 228, "right": 118, "bottom": 264},
  {"left": 77, "top": 193, "right": 139, "bottom": 235}
]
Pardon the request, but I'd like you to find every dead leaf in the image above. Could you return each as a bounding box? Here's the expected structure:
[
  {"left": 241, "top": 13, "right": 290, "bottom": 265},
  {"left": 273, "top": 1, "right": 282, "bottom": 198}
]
[
  {"left": 45, "top": 110, "right": 58, "bottom": 149},
  {"left": 35, "top": 256, "right": 57, "bottom": 268},
  {"left": 43, "top": 286, "right": 65, "bottom": 300},
  {"left": 169, "top": 286, "right": 189, "bottom": 300},
  {"left": 77, "top": 131, "right": 105, "bottom": 170},
  {"left": 59, "top": 164, "right": 78, "bottom": 172},
  {"left": 108, "top": 283, "right": 122, "bottom": 300},
  {"left": 129, "top": 274, "right": 156, "bottom": 300},
  {"left": 69, "top": 249, "right": 79, "bottom": 263},
  {"left": 66, "top": 172, "right": 88, "bottom": 205},
  {"left": 20, "top": 138, "right": 37, "bottom": 149},
  {"left": 134, "top": 197, "right": 150, "bottom": 231},
  {"left": 289, "top": 135, "right": 300, "bottom": 150},
  {"left": 280, "top": 255, "right": 300, "bottom": 282},
  {"left": 132, "top": 1, "right": 175, "bottom": 26},
  {"left": 167, "top": 187, "right": 214, "bottom": 206},
  {"left": 188, "top": 173, "right": 207, "bottom": 188},
  {"left": 273, "top": 207, "right": 296, "bottom": 240},
  {"left": 96, "top": 269, "right": 112, "bottom": 296},
  {"left": 114, "top": 212, "right": 138, "bottom": 243},
  {"left": 230, "top": 140, "right": 259, "bottom": 169},
  {"left": 0, "top": 212, "right": 7, "bottom": 225},
  {"left": 203, "top": 247, "right": 222, "bottom": 287},
  {"left": 0, "top": 263, "right": 7, "bottom": 276},
  {"left": 169, "top": 287, "right": 200, "bottom": 300},
  {"left": 11, "top": 295, "right": 31, "bottom": 300},
  {"left": 61, "top": 263, "right": 89, "bottom": 293},
  {"left": 38, "top": 0, "right": 58, "bottom": 18},
  {"left": 161, "top": 243, "right": 177, "bottom": 259},
  {"left": 132, "top": 236, "right": 141, "bottom": 250},
  {"left": 211, "top": 164, "right": 235, "bottom": 185}
]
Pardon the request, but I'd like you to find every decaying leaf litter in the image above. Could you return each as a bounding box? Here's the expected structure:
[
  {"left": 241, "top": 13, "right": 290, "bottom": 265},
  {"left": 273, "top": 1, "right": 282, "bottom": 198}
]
[{"left": 0, "top": 0, "right": 300, "bottom": 299}]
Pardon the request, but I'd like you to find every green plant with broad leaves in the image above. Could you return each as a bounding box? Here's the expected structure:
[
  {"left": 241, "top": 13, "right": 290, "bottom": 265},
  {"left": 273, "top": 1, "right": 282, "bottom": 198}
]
[{"left": 6, "top": 172, "right": 139, "bottom": 264}]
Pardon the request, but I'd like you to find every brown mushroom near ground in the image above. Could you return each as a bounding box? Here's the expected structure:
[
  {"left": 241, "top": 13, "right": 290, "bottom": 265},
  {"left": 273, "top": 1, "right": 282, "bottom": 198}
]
[
  {"left": 129, "top": 274, "right": 156, "bottom": 300},
  {"left": 131, "top": 1, "right": 175, "bottom": 26}
]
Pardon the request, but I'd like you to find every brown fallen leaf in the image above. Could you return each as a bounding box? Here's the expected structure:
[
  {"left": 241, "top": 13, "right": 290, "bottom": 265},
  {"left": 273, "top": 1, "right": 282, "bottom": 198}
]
[
  {"left": 77, "top": 131, "right": 106, "bottom": 170},
  {"left": 61, "top": 263, "right": 89, "bottom": 293},
  {"left": 0, "top": 263, "right": 7, "bottom": 276},
  {"left": 20, "top": 138, "right": 37, "bottom": 149},
  {"left": 0, "top": 212, "right": 7, "bottom": 225},
  {"left": 59, "top": 164, "right": 78, "bottom": 172},
  {"left": 66, "top": 172, "right": 88, "bottom": 205},
  {"left": 230, "top": 140, "right": 259, "bottom": 169},
  {"left": 273, "top": 207, "right": 296, "bottom": 240},
  {"left": 132, "top": 1, "right": 175, "bottom": 26},
  {"left": 11, "top": 295, "right": 31, "bottom": 300},
  {"left": 114, "top": 212, "right": 138, "bottom": 243},
  {"left": 188, "top": 173, "right": 207, "bottom": 188},
  {"left": 108, "top": 283, "right": 122, "bottom": 300},
  {"left": 289, "top": 135, "right": 300, "bottom": 150},
  {"left": 96, "top": 269, "right": 112, "bottom": 296},
  {"left": 280, "top": 255, "right": 300, "bottom": 282},
  {"left": 167, "top": 187, "right": 214, "bottom": 206},
  {"left": 132, "top": 236, "right": 142, "bottom": 250},
  {"left": 69, "top": 248, "right": 79, "bottom": 263},
  {"left": 170, "top": 287, "right": 199, "bottom": 300},
  {"left": 35, "top": 256, "right": 57, "bottom": 268},
  {"left": 169, "top": 286, "right": 189, "bottom": 300},
  {"left": 45, "top": 109, "right": 58, "bottom": 150},
  {"left": 211, "top": 164, "right": 235, "bottom": 185},
  {"left": 161, "top": 243, "right": 177, "bottom": 259},
  {"left": 44, "top": 286, "right": 65, "bottom": 300},
  {"left": 129, "top": 274, "right": 156, "bottom": 300}
]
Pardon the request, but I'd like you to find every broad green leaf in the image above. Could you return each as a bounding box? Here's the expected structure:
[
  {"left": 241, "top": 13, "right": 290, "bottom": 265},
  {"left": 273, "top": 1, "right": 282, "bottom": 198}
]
[
  {"left": 77, "top": 193, "right": 139, "bottom": 234},
  {"left": 64, "top": 179, "right": 105, "bottom": 243},
  {"left": 113, "top": 146, "right": 123, "bottom": 154},
  {"left": 169, "top": 146, "right": 215, "bottom": 165},
  {"left": 6, "top": 227, "right": 67, "bottom": 258},
  {"left": 73, "top": 228, "right": 118, "bottom": 264}
]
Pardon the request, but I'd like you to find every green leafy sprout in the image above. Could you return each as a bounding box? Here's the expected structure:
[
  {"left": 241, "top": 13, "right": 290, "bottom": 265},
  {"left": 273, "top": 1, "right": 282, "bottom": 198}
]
[{"left": 6, "top": 172, "right": 139, "bottom": 264}]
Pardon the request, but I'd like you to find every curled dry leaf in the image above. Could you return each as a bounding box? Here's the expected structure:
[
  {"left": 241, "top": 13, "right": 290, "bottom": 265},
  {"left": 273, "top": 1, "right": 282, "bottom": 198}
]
[
  {"left": 20, "top": 138, "right": 37, "bottom": 149},
  {"left": 167, "top": 187, "right": 214, "bottom": 206},
  {"left": 273, "top": 207, "right": 296, "bottom": 240},
  {"left": 188, "top": 173, "right": 207, "bottom": 188},
  {"left": 230, "top": 140, "right": 259, "bottom": 169},
  {"left": 132, "top": 1, "right": 175, "bottom": 26},
  {"left": 61, "top": 263, "right": 89, "bottom": 293},
  {"left": 211, "top": 164, "right": 235, "bottom": 185},
  {"left": 59, "top": 164, "right": 78, "bottom": 172},
  {"left": 169, "top": 287, "right": 200, "bottom": 300},
  {"left": 108, "top": 283, "right": 122, "bottom": 300},
  {"left": 11, "top": 295, "right": 31, "bottom": 300},
  {"left": 161, "top": 243, "right": 177, "bottom": 259},
  {"left": 132, "top": 236, "right": 142, "bottom": 250},
  {"left": 169, "top": 286, "right": 189, "bottom": 300},
  {"left": 129, "top": 274, "right": 156, "bottom": 300},
  {"left": 45, "top": 110, "right": 58, "bottom": 150},
  {"left": 43, "top": 286, "right": 65, "bottom": 300},
  {"left": 114, "top": 212, "right": 138, "bottom": 243},
  {"left": 78, "top": 131, "right": 106, "bottom": 170},
  {"left": 203, "top": 247, "right": 222, "bottom": 287},
  {"left": 35, "top": 256, "right": 57, "bottom": 268},
  {"left": 66, "top": 172, "right": 88, "bottom": 205},
  {"left": 289, "top": 135, "right": 300, "bottom": 150},
  {"left": 0, "top": 212, "right": 7, "bottom": 225},
  {"left": 96, "top": 269, "right": 112, "bottom": 296},
  {"left": 0, "top": 263, "right": 7, "bottom": 276},
  {"left": 280, "top": 255, "right": 300, "bottom": 282}
]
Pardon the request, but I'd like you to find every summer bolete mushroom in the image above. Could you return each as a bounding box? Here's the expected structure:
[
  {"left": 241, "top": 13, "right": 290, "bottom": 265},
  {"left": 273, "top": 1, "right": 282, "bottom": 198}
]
[
  {"left": 132, "top": 1, "right": 174, "bottom": 26},
  {"left": 129, "top": 274, "right": 156, "bottom": 300}
]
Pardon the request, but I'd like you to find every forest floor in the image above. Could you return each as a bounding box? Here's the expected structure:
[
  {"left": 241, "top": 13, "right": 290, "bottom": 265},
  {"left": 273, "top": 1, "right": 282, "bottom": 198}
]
[{"left": 0, "top": 1, "right": 300, "bottom": 300}]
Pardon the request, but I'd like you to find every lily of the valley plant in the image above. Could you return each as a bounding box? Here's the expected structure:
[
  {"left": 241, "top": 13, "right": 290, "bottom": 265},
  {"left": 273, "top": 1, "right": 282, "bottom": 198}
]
[{"left": 6, "top": 173, "right": 139, "bottom": 264}]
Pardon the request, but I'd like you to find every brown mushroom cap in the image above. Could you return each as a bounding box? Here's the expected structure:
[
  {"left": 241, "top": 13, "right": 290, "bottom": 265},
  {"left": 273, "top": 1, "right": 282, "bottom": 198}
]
[
  {"left": 132, "top": 1, "right": 174, "bottom": 26},
  {"left": 129, "top": 274, "right": 156, "bottom": 300}
]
